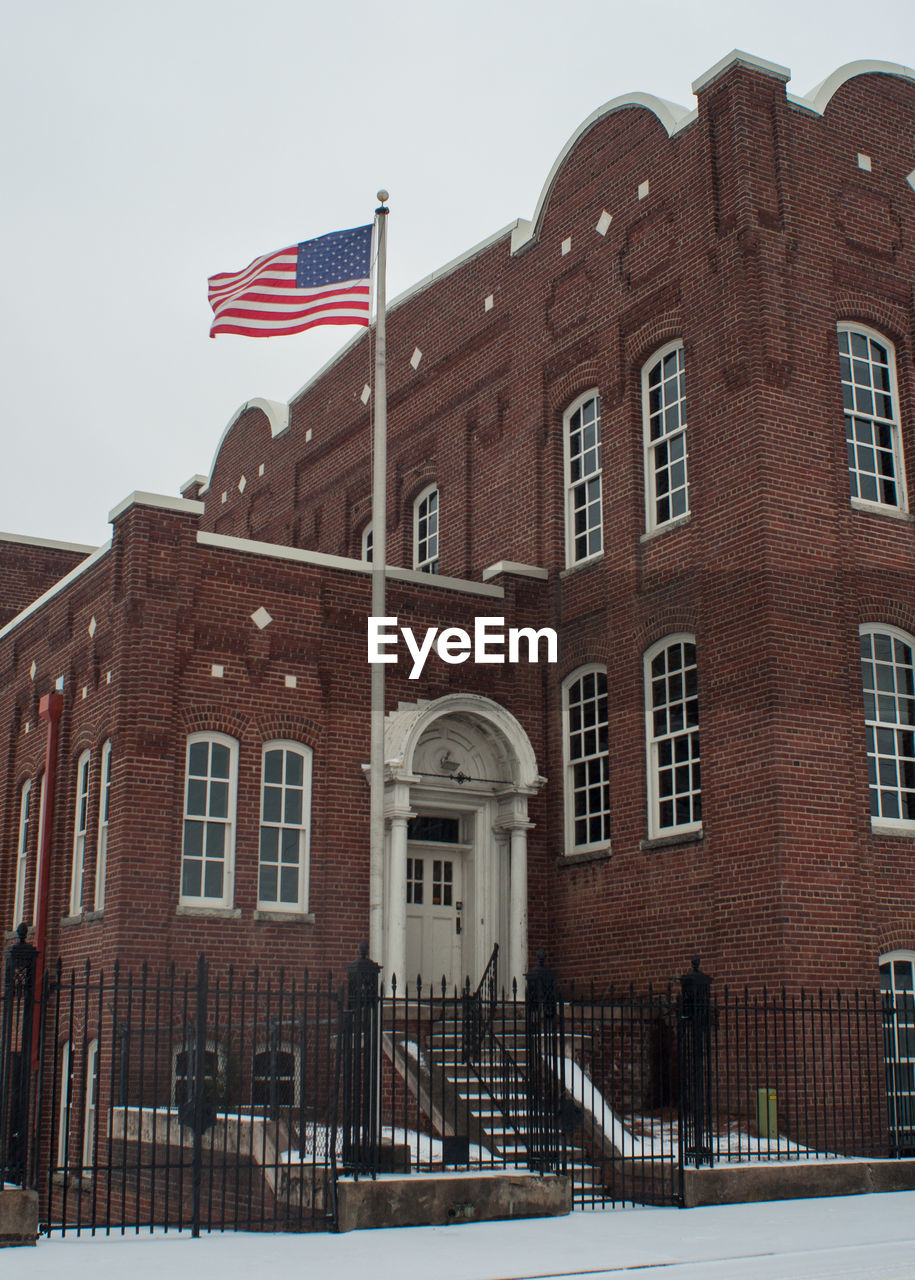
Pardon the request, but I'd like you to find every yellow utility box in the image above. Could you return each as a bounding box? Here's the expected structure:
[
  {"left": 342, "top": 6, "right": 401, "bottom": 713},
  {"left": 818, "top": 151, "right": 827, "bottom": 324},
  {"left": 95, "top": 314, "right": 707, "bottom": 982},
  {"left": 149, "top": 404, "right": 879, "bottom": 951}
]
[{"left": 756, "top": 1086, "right": 777, "bottom": 1137}]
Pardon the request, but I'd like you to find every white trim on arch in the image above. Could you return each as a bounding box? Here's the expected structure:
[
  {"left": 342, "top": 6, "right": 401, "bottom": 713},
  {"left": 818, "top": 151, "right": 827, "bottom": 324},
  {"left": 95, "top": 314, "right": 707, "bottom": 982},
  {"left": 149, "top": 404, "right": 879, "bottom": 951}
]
[
  {"left": 838, "top": 324, "right": 906, "bottom": 515},
  {"left": 644, "top": 634, "right": 701, "bottom": 839},
  {"left": 69, "top": 749, "right": 91, "bottom": 916},
  {"left": 562, "top": 665, "right": 611, "bottom": 854},
  {"left": 643, "top": 341, "right": 689, "bottom": 533},
  {"left": 564, "top": 391, "right": 603, "bottom": 568},
  {"left": 859, "top": 624, "right": 915, "bottom": 829},
  {"left": 413, "top": 484, "right": 440, "bottom": 574}
]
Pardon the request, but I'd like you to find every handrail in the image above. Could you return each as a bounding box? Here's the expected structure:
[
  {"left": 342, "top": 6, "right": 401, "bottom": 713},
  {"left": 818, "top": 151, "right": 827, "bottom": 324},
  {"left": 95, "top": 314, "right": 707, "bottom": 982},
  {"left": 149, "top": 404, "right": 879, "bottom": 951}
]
[{"left": 462, "top": 943, "right": 500, "bottom": 1063}]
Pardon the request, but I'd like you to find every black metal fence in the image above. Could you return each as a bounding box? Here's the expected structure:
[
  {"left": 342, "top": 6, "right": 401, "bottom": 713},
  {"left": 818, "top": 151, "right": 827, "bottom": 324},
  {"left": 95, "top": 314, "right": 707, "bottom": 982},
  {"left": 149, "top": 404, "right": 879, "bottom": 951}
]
[{"left": 2, "top": 941, "right": 914, "bottom": 1234}]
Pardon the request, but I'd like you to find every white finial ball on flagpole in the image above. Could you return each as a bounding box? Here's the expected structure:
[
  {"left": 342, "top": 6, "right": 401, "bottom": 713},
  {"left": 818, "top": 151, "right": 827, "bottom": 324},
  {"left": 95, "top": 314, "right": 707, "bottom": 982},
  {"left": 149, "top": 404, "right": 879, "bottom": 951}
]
[{"left": 377, "top": 190, "right": 389, "bottom": 204}]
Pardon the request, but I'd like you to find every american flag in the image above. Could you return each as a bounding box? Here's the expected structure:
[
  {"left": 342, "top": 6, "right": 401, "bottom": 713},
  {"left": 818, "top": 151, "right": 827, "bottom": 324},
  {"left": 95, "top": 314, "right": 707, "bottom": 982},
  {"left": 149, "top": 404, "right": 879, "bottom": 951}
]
[{"left": 208, "top": 225, "right": 373, "bottom": 338}]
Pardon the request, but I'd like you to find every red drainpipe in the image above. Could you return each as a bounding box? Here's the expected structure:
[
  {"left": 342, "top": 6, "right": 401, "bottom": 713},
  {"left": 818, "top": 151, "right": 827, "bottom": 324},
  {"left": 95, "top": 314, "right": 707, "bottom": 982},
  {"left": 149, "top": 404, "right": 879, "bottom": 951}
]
[{"left": 31, "top": 690, "right": 63, "bottom": 1070}]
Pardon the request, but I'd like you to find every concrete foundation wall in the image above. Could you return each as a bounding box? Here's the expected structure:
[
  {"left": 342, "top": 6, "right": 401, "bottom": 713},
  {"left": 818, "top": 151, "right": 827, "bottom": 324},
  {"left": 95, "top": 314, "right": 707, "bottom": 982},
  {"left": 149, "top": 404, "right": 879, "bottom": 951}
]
[
  {"left": 684, "top": 1159, "right": 915, "bottom": 1207},
  {"left": 336, "top": 1172, "right": 571, "bottom": 1232}
]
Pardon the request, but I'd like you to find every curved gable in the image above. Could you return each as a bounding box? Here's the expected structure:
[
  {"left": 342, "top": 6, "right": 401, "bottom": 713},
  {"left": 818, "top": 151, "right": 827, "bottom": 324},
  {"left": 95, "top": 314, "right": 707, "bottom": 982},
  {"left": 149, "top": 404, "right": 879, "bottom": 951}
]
[
  {"left": 512, "top": 92, "right": 694, "bottom": 254},
  {"left": 200, "top": 398, "right": 290, "bottom": 498},
  {"left": 795, "top": 59, "right": 915, "bottom": 116}
]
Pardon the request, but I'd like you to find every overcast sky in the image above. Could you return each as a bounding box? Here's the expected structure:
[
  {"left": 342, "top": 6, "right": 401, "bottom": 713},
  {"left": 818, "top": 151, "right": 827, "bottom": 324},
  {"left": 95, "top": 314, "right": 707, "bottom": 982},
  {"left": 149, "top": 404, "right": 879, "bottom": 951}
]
[{"left": 1, "top": 0, "right": 912, "bottom": 547}]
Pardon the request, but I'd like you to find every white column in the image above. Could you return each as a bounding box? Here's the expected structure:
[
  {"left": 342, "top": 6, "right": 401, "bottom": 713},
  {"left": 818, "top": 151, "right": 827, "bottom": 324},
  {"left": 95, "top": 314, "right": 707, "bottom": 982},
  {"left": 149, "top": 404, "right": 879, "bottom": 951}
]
[
  {"left": 508, "top": 824, "right": 530, "bottom": 992},
  {"left": 385, "top": 813, "right": 409, "bottom": 986}
]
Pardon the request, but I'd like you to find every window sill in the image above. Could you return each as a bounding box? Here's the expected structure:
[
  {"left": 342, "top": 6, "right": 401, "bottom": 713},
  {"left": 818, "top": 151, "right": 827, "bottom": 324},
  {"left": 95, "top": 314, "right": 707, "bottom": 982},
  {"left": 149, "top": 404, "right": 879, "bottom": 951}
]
[
  {"left": 557, "top": 847, "right": 612, "bottom": 868},
  {"left": 560, "top": 553, "right": 604, "bottom": 578},
  {"left": 850, "top": 498, "right": 912, "bottom": 522},
  {"left": 870, "top": 821, "right": 915, "bottom": 839},
  {"left": 640, "top": 513, "right": 691, "bottom": 543},
  {"left": 640, "top": 828, "right": 704, "bottom": 852},
  {"left": 84, "top": 910, "right": 104, "bottom": 923},
  {"left": 175, "top": 905, "right": 241, "bottom": 919},
  {"left": 253, "top": 909, "right": 316, "bottom": 924},
  {"left": 60, "top": 913, "right": 83, "bottom": 928}
]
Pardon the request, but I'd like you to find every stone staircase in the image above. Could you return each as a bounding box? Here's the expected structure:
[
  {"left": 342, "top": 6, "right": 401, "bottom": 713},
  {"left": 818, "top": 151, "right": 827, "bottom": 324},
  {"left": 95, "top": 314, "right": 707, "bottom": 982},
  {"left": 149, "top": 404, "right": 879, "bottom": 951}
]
[{"left": 423, "top": 1007, "right": 605, "bottom": 1202}]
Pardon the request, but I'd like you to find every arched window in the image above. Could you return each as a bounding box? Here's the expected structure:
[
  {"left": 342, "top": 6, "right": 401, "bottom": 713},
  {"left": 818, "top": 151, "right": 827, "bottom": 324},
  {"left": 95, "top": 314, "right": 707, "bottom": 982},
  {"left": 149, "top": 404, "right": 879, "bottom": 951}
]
[
  {"left": 564, "top": 392, "right": 602, "bottom": 566},
  {"left": 172, "top": 1043, "right": 223, "bottom": 1107},
  {"left": 57, "top": 1040, "right": 72, "bottom": 1170},
  {"left": 643, "top": 342, "right": 688, "bottom": 531},
  {"left": 180, "top": 733, "right": 238, "bottom": 907},
  {"left": 860, "top": 625, "right": 915, "bottom": 827},
  {"left": 645, "top": 635, "right": 701, "bottom": 837},
  {"left": 94, "top": 740, "right": 112, "bottom": 911},
  {"left": 880, "top": 951, "right": 915, "bottom": 1154},
  {"left": 258, "top": 741, "right": 312, "bottom": 912},
  {"left": 414, "top": 485, "right": 439, "bottom": 573},
  {"left": 839, "top": 325, "right": 905, "bottom": 511},
  {"left": 83, "top": 1038, "right": 99, "bottom": 1171},
  {"left": 361, "top": 520, "right": 373, "bottom": 563},
  {"left": 69, "top": 750, "right": 91, "bottom": 915},
  {"left": 563, "top": 666, "right": 611, "bottom": 852},
  {"left": 252, "top": 1043, "right": 300, "bottom": 1107},
  {"left": 12, "top": 779, "right": 31, "bottom": 929}
]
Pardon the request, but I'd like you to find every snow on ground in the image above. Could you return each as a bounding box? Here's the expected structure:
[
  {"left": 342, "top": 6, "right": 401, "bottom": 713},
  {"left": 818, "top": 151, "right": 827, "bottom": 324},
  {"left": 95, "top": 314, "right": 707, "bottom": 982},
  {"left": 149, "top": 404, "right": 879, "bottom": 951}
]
[{"left": 20, "top": 1191, "right": 915, "bottom": 1280}]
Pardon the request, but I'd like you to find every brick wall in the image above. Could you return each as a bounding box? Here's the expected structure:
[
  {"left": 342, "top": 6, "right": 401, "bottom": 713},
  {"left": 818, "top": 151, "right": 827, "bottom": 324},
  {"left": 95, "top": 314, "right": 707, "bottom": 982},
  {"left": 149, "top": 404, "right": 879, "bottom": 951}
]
[{"left": 2, "top": 57, "right": 915, "bottom": 996}]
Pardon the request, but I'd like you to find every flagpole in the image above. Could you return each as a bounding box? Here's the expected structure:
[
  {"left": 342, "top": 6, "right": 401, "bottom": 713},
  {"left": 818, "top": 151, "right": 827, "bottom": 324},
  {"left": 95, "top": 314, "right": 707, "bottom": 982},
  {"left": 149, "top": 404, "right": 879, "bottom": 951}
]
[{"left": 369, "top": 191, "right": 389, "bottom": 974}]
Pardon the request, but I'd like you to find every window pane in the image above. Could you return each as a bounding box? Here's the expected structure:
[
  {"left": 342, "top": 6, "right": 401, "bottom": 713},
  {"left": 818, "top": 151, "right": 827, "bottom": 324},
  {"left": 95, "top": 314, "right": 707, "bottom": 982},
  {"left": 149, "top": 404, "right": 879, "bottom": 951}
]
[
  {"left": 259, "top": 863, "right": 277, "bottom": 902},
  {"left": 182, "top": 859, "right": 201, "bottom": 898},
  {"left": 188, "top": 741, "right": 208, "bottom": 776},
  {"left": 264, "top": 750, "right": 283, "bottom": 785},
  {"left": 204, "top": 859, "right": 223, "bottom": 898},
  {"left": 286, "top": 751, "right": 304, "bottom": 787},
  {"left": 260, "top": 826, "right": 278, "bottom": 863},
  {"left": 263, "top": 785, "right": 282, "bottom": 823}
]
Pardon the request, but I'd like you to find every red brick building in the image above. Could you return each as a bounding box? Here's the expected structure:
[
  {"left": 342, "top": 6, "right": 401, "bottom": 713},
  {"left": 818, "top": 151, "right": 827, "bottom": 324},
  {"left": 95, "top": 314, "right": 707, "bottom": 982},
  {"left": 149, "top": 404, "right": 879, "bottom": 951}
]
[{"left": 3, "top": 51, "right": 915, "bottom": 1011}]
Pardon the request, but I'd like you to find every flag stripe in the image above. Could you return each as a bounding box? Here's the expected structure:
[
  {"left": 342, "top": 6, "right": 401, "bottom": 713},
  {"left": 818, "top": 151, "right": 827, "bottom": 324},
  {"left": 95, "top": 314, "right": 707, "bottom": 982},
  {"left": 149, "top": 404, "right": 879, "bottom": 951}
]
[{"left": 208, "top": 226, "right": 372, "bottom": 339}]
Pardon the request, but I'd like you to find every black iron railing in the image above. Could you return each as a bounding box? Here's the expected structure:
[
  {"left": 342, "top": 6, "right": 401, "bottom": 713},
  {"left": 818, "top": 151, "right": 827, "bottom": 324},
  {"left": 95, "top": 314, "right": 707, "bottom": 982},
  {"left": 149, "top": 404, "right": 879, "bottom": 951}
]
[{"left": 3, "top": 937, "right": 913, "bottom": 1230}]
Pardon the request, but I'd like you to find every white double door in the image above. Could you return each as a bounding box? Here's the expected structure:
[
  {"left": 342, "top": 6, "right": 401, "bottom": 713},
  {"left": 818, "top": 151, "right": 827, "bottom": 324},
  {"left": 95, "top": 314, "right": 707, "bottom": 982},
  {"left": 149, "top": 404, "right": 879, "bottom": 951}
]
[{"left": 405, "top": 836, "right": 466, "bottom": 990}]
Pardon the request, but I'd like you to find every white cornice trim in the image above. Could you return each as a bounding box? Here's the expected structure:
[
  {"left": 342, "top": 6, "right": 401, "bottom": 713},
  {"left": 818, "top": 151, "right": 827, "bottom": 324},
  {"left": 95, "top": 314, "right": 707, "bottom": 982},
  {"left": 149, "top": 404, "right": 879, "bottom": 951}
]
[
  {"left": 789, "top": 59, "right": 915, "bottom": 116},
  {"left": 108, "top": 492, "right": 205, "bottom": 523},
  {"left": 0, "top": 543, "right": 111, "bottom": 641},
  {"left": 511, "top": 93, "right": 695, "bottom": 256},
  {"left": 691, "top": 49, "right": 791, "bottom": 95},
  {"left": 196, "top": 531, "right": 504, "bottom": 598},
  {"left": 481, "top": 561, "right": 549, "bottom": 582},
  {"left": 0, "top": 531, "right": 98, "bottom": 555}
]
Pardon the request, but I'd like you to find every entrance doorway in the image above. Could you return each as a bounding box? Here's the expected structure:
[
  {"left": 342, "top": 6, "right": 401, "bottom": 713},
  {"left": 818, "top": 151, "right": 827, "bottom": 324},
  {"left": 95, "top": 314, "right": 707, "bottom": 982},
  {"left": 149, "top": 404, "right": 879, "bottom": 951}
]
[
  {"left": 376, "top": 694, "right": 543, "bottom": 990},
  {"left": 405, "top": 815, "right": 468, "bottom": 988}
]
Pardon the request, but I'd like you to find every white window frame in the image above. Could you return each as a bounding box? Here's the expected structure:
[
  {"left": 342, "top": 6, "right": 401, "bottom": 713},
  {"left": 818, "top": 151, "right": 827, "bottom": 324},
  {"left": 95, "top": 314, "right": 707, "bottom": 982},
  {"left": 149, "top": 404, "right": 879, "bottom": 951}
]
[
  {"left": 413, "top": 485, "right": 439, "bottom": 573},
  {"left": 860, "top": 624, "right": 915, "bottom": 830},
  {"left": 94, "top": 740, "right": 112, "bottom": 911},
  {"left": 880, "top": 950, "right": 915, "bottom": 1152},
  {"left": 257, "top": 740, "right": 312, "bottom": 913},
  {"left": 82, "top": 1038, "right": 99, "bottom": 1171},
  {"left": 644, "top": 634, "right": 701, "bottom": 838},
  {"left": 69, "top": 750, "right": 91, "bottom": 915},
  {"left": 57, "top": 1039, "right": 72, "bottom": 1169},
  {"left": 13, "top": 779, "right": 31, "bottom": 929},
  {"left": 179, "top": 732, "right": 238, "bottom": 908},
  {"left": 838, "top": 324, "right": 907, "bottom": 513},
  {"left": 564, "top": 391, "right": 603, "bottom": 567},
  {"left": 643, "top": 341, "right": 689, "bottom": 532},
  {"left": 361, "top": 520, "right": 373, "bottom": 563},
  {"left": 562, "top": 665, "right": 611, "bottom": 854}
]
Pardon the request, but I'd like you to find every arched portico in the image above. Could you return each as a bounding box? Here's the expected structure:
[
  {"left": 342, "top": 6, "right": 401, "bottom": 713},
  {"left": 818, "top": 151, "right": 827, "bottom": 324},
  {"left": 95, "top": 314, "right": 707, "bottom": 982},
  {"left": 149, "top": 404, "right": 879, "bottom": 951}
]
[{"left": 368, "top": 695, "right": 544, "bottom": 992}]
